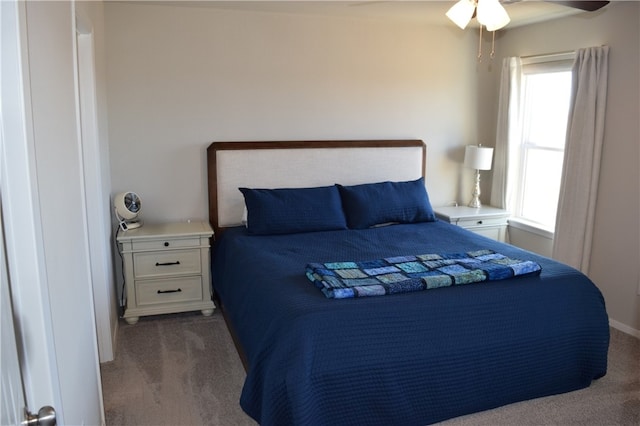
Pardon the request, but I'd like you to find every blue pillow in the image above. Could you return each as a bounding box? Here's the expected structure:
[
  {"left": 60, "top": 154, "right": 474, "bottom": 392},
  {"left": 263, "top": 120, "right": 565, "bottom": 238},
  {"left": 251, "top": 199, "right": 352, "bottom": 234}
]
[
  {"left": 337, "top": 177, "right": 436, "bottom": 229},
  {"left": 239, "top": 185, "right": 348, "bottom": 235}
]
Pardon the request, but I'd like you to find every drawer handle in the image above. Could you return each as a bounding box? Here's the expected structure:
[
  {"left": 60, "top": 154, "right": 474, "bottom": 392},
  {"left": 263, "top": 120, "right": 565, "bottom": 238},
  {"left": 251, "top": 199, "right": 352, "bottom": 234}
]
[
  {"left": 155, "top": 261, "right": 181, "bottom": 266},
  {"left": 157, "top": 288, "right": 182, "bottom": 294},
  {"left": 477, "top": 220, "right": 483, "bottom": 225},
  {"left": 164, "top": 242, "right": 170, "bottom": 247}
]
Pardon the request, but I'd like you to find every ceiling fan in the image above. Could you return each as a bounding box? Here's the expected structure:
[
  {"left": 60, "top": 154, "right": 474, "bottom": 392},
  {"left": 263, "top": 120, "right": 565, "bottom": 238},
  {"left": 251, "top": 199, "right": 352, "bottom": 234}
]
[
  {"left": 447, "top": 0, "right": 609, "bottom": 31},
  {"left": 444, "top": 0, "right": 609, "bottom": 60}
]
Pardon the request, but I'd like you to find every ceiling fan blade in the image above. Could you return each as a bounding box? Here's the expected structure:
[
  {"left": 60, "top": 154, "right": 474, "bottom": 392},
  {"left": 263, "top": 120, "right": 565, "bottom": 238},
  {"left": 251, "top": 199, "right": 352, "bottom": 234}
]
[
  {"left": 349, "top": 1, "right": 390, "bottom": 7},
  {"left": 546, "top": 1, "right": 610, "bottom": 12}
]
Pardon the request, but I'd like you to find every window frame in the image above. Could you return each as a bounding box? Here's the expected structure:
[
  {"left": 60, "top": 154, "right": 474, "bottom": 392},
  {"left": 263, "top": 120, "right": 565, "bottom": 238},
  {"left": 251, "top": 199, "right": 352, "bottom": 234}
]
[{"left": 511, "top": 53, "right": 575, "bottom": 234}]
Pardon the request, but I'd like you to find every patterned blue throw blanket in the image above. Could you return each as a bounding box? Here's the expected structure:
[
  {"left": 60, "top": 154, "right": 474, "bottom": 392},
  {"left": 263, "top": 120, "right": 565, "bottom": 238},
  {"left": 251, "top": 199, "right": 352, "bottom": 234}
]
[{"left": 306, "top": 249, "right": 542, "bottom": 299}]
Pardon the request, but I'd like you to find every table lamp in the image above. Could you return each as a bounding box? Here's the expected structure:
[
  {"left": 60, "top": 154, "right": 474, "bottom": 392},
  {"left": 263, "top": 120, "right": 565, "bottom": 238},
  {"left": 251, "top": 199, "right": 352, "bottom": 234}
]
[{"left": 464, "top": 145, "right": 494, "bottom": 208}]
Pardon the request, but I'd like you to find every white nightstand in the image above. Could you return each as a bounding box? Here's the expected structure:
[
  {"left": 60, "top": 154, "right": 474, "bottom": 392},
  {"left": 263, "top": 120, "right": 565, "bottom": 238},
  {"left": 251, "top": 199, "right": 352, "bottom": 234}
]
[
  {"left": 117, "top": 221, "right": 215, "bottom": 324},
  {"left": 434, "top": 205, "right": 510, "bottom": 242}
]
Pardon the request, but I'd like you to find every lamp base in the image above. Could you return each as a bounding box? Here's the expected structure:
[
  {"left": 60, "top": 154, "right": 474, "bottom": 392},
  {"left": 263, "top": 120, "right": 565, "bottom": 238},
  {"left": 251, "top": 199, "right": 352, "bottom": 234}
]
[
  {"left": 468, "top": 169, "right": 482, "bottom": 209},
  {"left": 468, "top": 197, "right": 482, "bottom": 209}
]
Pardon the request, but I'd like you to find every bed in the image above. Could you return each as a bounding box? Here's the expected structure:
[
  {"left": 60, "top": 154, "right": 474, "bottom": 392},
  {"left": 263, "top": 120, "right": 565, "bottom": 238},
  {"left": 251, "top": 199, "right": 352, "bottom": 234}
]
[{"left": 206, "top": 140, "right": 609, "bottom": 426}]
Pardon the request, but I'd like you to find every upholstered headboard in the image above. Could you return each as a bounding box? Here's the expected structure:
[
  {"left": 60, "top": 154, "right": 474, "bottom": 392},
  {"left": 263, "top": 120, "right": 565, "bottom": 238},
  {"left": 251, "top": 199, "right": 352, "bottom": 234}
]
[{"left": 206, "top": 140, "right": 426, "bottom": 236}]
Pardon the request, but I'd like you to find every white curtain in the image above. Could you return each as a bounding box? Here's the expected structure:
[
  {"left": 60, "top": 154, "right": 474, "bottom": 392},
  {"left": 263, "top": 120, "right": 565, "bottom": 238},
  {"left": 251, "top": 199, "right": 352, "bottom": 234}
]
[
  {"left": 490, "top": 57, "right": 522, "bottom": 209},
  {"left": 552, "top": 46, "right": 609, "bottom": 273}
]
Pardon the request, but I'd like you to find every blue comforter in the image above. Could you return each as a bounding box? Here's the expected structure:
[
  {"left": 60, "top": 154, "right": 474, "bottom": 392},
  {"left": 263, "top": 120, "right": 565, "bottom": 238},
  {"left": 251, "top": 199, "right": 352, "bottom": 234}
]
[{"left": 212, "top": 221, "right": 609, "bottom": 426}]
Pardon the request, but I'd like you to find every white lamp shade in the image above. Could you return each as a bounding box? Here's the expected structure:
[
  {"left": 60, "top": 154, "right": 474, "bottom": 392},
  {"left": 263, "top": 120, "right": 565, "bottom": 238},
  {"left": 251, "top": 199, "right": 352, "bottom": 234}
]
[
  {"left": 464, "top": 145, "right": 494, "bottom": 170},
  {"left": 446, "top": 0, "right": 476, "bottom": 30},
  {"left": 476, "top": 0, "right": 510, "bottom": 31}
]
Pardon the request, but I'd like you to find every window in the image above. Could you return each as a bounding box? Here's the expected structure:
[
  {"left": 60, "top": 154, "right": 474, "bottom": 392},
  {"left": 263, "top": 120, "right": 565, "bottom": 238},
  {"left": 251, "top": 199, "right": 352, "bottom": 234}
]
[{"left": 512, "top": 55, "right": 573, "bottom": 232}]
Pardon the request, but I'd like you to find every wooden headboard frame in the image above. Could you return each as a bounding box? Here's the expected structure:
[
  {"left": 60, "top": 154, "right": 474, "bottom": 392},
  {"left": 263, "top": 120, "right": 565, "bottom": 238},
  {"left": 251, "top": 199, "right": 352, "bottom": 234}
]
[{"left": 206, "top": 140, "right": 426, "bottom": 237}]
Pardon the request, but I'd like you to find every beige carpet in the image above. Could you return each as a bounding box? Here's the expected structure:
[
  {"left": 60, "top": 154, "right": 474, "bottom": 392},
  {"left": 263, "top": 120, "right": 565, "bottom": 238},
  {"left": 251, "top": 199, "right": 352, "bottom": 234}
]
[
  {"left": 101, "top": 311, "right": 639, "bottom": 425},
  {"left": 101, "top": 312, "right": 256, "bottom": 426}
]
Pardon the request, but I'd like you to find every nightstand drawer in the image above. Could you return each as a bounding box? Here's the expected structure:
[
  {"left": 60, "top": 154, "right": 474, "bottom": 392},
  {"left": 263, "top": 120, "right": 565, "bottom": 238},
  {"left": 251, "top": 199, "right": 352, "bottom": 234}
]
[
  {"left": 133, "top": 249, "right": 201, "bottom": 278},
  {"left": 456, "top": 217, "right": 507, "bottom": 228},
  {"left": 132, "top": 237, "right": 201, "bottom": 251},
  {"left": 136, "top": 276, "right": 203, "bottom": 306}
]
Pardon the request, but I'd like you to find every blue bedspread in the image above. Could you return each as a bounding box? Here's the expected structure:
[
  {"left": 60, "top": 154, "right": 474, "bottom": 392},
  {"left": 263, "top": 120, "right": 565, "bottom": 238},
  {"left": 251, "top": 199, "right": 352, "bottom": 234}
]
[
  {"left": 212, "top": 221, "right": 609, "bottom": 426},
  {"left": 306, "top": 249, "right": 542, "bottom": 298}
]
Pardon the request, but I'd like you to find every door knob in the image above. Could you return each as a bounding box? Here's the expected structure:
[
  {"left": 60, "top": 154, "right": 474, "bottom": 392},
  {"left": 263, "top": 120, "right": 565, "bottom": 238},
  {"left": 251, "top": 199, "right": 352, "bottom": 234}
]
[{"left": 24, "top": 405, "right": 56, "bottom": 426}]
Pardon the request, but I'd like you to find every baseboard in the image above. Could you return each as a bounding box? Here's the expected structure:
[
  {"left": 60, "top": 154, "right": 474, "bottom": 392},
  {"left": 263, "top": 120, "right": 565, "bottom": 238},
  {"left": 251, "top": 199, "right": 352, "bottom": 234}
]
[{"left": 609, "top": 318, "right": 640, "bottom": 339}]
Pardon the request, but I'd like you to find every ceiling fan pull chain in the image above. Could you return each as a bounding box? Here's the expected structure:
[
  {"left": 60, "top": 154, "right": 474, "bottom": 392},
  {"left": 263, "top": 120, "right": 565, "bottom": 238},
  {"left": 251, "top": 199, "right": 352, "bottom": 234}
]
[
  {"left": 477, "top": 25, "right": 483, "bottom": 62},
  {"left": 490, "top": 30, "right": 496, "bottom": 59}
]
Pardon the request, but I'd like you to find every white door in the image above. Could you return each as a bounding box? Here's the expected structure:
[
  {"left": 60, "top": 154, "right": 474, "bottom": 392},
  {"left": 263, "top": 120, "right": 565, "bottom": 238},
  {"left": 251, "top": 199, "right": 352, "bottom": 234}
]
[
  {"left": 0, "top": 205, "right": 56, "bottom": 425},
  {"left": 0, "top": 210, "right": 26, "bottom": 426},
  {"left": 1, "top": 0, "right": 104, "bottom": 424},
  {"left": 1, "top": 1, "right": 33, "bottom": 422}
]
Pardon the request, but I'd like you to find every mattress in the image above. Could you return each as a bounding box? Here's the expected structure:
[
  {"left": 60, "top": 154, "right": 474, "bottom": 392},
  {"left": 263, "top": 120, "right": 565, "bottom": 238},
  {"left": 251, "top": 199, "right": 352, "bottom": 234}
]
[{"left": 212, "top": 220, "right": 609, "bottom": 426}]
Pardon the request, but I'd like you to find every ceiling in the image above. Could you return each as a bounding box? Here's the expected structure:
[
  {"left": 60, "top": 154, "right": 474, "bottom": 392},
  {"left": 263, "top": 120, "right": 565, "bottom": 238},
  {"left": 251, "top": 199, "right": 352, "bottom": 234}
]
[{"left": 135, "top": 1, "right": 599, "bottom": 28}]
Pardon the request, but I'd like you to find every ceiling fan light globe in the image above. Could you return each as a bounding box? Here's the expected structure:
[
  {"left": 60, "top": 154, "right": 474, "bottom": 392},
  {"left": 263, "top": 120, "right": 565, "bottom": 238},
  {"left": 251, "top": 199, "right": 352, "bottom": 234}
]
[
  {"left": 477, "top": 0, "right": 510, "bottom": 31},
  {"left": 446, "top": 0, "right": 476, "bottom": 29}
]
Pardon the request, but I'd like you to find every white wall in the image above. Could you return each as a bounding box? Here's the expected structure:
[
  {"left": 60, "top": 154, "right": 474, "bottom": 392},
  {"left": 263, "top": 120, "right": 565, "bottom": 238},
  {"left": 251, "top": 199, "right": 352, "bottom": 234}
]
[
  {"left": 507, "top": 223, "right": 553, "bottom": 258},
  {"left": 103, "top": 2, "right": 640, "bottom": 336},
  {"left": 478, "top": 1, "right": 640, "bottom": 335},
  {"left": 104, "top": 2, "right": 479, "bottom": 226}
]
